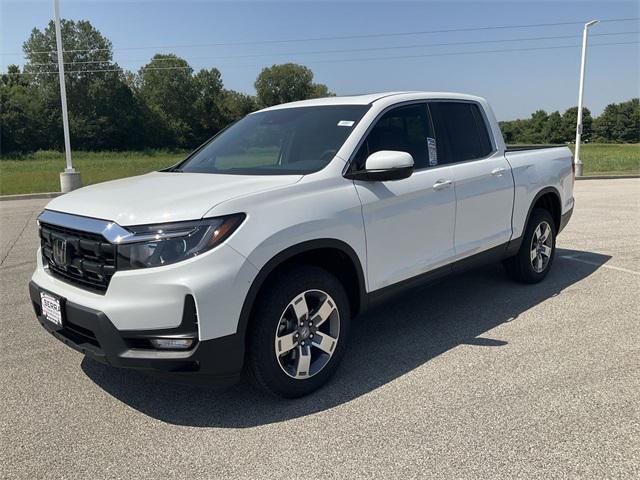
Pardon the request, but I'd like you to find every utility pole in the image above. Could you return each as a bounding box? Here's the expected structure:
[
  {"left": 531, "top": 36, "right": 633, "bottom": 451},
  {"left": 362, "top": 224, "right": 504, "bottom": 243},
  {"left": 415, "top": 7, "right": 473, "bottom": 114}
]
[
  {"left": 574, "top": 19, "right": 599, "bottom": 177},
  {"left": 53, "top": 0, "right": 82, "bottom": 192}
]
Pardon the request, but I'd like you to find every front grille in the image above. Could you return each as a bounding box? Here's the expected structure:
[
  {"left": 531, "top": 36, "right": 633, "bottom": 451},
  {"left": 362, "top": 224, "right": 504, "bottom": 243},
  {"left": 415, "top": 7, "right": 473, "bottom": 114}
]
[{"left": 40, "top": 222, "right": 117, "bottom": 293}]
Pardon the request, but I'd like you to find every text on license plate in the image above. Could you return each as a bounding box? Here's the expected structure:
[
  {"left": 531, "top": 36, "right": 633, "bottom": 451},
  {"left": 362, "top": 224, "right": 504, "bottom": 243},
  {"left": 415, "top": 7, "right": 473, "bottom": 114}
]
[{"left": 40, "top": 292, "right": 62, "bottom": 326}]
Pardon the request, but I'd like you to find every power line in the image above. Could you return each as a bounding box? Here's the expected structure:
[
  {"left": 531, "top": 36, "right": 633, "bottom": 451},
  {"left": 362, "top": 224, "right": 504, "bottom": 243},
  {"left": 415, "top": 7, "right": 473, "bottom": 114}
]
[
  {"left": 7, "top": 65, "right": 191, "bottom": 75},
  {"left": 6, "top": 40, "right": 638, "bottom": 76},
  {"left": 2, "top": 17, "right": 638, "bottom": 57},
  {"left": 306, "top": 40, "right": 640, "bottom": 66},
  {"left": 22, "top": 30, "right": 640, "bottom": 68}
]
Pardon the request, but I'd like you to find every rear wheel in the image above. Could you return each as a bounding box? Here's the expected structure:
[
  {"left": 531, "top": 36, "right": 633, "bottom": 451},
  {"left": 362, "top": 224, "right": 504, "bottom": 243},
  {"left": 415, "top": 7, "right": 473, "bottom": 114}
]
[
  {"left": 504, "top": 208, "right": 556, "bottom": 284},
  {"left": 246, "top": 265, "right": 350, "bottom": 398}
]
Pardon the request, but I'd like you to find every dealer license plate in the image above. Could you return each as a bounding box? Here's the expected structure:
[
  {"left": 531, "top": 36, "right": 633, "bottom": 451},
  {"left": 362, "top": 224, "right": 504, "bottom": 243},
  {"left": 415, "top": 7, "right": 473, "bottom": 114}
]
[{"left": 40, "top": 291, "right": 63, "bottom": 327}]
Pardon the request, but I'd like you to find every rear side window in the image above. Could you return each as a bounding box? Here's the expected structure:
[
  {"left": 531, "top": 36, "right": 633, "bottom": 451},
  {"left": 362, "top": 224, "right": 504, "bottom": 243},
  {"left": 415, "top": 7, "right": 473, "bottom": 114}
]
[
  {"left": 353, "top": 103, "right": 434, "bottom": 170},
  {"left": 429, "top": 102, "right": 493, "bottom": 163}
]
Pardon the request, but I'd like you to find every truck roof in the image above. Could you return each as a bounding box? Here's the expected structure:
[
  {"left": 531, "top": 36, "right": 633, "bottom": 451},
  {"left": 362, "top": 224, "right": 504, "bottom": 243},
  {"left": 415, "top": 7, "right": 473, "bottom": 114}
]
[{"left": 258, "top": 91, "right": 486, "bottom": 111}]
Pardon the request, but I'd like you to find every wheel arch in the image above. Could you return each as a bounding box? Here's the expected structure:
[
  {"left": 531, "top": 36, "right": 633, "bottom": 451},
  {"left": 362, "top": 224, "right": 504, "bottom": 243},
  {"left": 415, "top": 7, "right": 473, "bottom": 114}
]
[
  {"left": 507, "top": 186, "right": 562, "bottom": 256},
  {"left": 236, "top": 239, "right": 367, "bottom": 360},
  {"left": 528, "top": 186, "right": 562, "bottom": 233}
]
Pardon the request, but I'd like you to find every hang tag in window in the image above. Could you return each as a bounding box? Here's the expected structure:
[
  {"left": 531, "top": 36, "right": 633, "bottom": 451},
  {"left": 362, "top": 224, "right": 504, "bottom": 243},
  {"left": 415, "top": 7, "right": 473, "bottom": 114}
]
[
  {"left": 337, "top": 120, "right": 355, "bottom": 127},
  {"left": 427, "top": 137, "right": 438, "bottom": 166}
]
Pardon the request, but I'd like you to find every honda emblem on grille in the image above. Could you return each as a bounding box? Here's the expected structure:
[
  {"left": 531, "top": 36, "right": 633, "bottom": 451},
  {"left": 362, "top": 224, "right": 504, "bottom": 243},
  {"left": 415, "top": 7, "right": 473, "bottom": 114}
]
[{"left": 52, "top": 238, "right": 68, "bottom": 267}]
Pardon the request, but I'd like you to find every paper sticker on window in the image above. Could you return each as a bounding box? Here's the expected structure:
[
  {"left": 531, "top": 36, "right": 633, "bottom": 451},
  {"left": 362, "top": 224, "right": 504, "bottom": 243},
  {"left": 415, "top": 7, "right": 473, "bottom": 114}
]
[
  {"left": 427, "top": 137, "right": 438, "bottom": 166},
  {"left": 337, "top": 120, "right": 355, "bottom": 127}
]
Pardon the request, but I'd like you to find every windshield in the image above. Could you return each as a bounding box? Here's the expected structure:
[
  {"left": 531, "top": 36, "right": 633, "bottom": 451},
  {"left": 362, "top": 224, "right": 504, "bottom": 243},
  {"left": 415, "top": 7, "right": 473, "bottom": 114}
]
[{"left": 176, "top": 105, "right": 369, "bottom": 175}]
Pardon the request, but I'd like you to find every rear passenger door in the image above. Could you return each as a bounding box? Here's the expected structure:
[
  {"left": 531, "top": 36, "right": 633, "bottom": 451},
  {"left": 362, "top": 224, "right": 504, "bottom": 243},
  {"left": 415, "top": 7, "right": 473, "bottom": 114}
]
[
  {"left": 429, "top": 101, "right": 514, "bottom": 259},
  {"left": 351, "top": 103, "right": 456, "bottom": 291}
]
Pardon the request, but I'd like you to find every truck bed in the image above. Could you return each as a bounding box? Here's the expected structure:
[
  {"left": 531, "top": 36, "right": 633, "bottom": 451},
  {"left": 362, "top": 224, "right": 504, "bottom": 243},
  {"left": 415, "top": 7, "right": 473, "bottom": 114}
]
[{"left": 504, "top": 144, "right": 574, "bottom": 241}]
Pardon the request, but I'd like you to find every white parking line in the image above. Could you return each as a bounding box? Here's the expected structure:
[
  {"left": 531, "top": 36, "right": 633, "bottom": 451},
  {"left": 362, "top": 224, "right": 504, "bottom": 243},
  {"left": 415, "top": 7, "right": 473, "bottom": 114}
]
[{"left": 560, "top": 255, "right": 640, "bottom": 276}]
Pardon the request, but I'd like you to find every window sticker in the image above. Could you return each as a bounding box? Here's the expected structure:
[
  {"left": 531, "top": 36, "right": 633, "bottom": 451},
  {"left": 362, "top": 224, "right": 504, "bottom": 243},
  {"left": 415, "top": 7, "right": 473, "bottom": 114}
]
[
  {"left": 337, "top": 120, "right": 355, "bottom": 127},
  {"left": 427, "top": 137, "right": 438, "bottom": 166}
]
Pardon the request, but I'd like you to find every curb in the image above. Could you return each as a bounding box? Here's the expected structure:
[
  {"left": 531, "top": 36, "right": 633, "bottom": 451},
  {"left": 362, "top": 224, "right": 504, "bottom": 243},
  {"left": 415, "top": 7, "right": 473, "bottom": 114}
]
[
  {"left": 576, "top": 175, "right": 640, "bottom": 180},
  {"left": 0, "top": 192, "right": 62, "bottom": 202}
]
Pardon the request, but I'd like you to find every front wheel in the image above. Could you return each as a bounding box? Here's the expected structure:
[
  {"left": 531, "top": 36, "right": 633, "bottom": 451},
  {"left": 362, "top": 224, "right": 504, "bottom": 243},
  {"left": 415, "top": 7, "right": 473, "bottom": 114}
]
[
  {"left": 246, "top": 266, "right": 351, "bottom": 398},
  {"left": 504, "top": 208, "right": 557, "bottom": 284}
]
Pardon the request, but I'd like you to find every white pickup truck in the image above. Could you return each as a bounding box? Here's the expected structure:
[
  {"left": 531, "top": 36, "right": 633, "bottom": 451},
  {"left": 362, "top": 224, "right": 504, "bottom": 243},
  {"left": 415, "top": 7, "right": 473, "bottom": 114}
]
[{"left": 30, "top": 92, "right": 574, "bottom": 397}]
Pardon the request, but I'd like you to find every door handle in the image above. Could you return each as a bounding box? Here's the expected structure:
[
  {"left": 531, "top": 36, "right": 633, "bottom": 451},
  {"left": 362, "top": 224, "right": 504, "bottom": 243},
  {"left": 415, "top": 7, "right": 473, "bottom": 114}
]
[
  {"left": 433, "top": 179, "right": 452, "bottom": 190},
  {"left": 491, "top": 167, "right": 507, "bottom": 176}
]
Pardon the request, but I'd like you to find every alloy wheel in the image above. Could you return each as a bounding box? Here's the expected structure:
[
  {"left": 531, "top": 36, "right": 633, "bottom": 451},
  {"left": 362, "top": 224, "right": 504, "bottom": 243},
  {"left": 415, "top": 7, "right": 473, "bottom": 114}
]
[
  {"left": 530, "top": 221, "right": 553, "bottom": 273},
  {"left": 274, "top": 289, "right": 340, "bottom": 379}
]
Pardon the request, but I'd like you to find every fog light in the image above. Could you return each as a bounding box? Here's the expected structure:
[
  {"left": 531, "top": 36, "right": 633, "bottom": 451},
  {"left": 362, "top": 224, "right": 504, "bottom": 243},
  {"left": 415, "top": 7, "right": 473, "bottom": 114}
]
[{"left": 150, "top": 338, "right": 195, "bottom": 350}]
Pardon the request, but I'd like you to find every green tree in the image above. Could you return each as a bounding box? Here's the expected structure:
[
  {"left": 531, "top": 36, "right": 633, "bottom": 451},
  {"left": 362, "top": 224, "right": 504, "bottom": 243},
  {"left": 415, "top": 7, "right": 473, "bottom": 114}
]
[
  {"left": 22, "top": 19, "right": 143, "bottom": 150},
  {"left": 310, "top": 83, "right": 334, "bottom": 99},
  {"left": 523, "top": 109, "right": 549, "bottom": 144},
  {"left": 542, "top": 111, "right": 564, "bottom": 144},
  {"left": 1, "top": 65, "right": 44, "bottom": 153},
  {"left": 193, "top": 67, "right": 225, "bottom": 143},
  {"left": 561, "top": 107, "right": 592, "bottom": 143},
  {"left": 254, "top": 63, "right": 331, "bottom": 108},
  {"left": 593, "top": 98, "right": 639, "bottom": 143},
  {"left": 499, "top": 118, "right": 527, "bottom": 144},
  {"left": 217, "top": 89, "right": 257, "bottom": 127},
  {"left": 615, "top": 98, "right": 639, "bottom": 142},
  {"left": 593, "top": 103, "right": 617, "bottom": 143},
  {"left": 136, "top": 54, "right": 198, "bottom": 147},
  {"left": 501, "top": 106, "right": 597, "bottom": 145}
]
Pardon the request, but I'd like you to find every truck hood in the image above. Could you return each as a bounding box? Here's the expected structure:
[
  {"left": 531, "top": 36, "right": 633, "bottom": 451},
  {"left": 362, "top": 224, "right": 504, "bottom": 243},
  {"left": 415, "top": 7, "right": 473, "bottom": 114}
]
[{"left": 45, "top": 171, "right": 302, "bottom": 226}]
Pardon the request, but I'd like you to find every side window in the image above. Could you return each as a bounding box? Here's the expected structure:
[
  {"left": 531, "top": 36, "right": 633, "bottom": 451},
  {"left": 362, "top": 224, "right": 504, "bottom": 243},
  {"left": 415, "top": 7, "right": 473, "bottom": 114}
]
[
  {"left": 353, "top": 104, "right": 434, "bottom": 170},
  {"left": 429, "top": 102, "right": 493, "bottom": 163}
]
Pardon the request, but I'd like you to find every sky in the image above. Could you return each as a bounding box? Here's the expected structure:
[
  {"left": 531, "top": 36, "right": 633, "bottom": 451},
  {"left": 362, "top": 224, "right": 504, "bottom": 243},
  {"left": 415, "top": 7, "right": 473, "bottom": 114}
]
[{"left": 1, "top": 0, "right": 638, "bottom": 120}]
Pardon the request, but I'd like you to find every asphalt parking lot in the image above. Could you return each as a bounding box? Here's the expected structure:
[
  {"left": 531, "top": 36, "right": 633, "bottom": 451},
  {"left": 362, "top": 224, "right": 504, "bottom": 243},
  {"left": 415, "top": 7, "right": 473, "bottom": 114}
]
[{"left": 1, "top": 179, "right": 638, "bottom": 479}]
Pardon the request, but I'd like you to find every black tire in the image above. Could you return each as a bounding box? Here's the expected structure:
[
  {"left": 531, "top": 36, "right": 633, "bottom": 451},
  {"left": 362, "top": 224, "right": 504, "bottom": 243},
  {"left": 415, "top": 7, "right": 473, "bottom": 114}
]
[
  {"left": 503, "top": 208, "right": 557, "bottom": 284},
  {"left": 246, "top": 265, "right": 351, "bottom": 398}
]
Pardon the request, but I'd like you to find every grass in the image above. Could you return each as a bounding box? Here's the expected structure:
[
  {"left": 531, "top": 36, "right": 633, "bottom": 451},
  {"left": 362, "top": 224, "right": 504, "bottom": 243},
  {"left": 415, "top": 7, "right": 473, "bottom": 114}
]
[
  {"left": 1, "top": 144, "right": 638, "bottom": 196},
  {"left": 568, "top": 144, "right": 639, "bottom": 176},
  {"left": 0, "top": 150, "right": 187, "bottom": 196}
]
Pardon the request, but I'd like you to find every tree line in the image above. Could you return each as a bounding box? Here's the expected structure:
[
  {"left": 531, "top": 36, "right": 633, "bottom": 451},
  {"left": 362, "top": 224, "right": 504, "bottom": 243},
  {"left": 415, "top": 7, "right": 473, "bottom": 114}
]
[
  {"left": 1, "top": 20, "right": 638, "bottom": 155},
  {"left": 499, "top": 99, "right": 639, "bottom": 145},
  {"left": 0, "top": 19, "right": 332, "bottom": 155}
]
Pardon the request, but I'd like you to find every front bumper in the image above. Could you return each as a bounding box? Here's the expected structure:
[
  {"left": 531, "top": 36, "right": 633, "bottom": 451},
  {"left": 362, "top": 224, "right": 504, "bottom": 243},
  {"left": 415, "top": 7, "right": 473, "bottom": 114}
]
[
  {"left": 31, "top": 242, "right": 258, "bottom": 341},
  {"left": 29, "top": 281, "right": 244, "bottom": 385}
]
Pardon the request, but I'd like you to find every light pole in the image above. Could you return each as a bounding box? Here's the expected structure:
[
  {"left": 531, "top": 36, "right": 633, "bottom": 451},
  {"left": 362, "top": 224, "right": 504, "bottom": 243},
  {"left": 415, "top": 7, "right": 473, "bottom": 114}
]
[
  {"left": 53, "top": 0, "right": 82, "bottom": 192},
  {"left": 574, "top": 19, "right": 599, "bottom": 177}
]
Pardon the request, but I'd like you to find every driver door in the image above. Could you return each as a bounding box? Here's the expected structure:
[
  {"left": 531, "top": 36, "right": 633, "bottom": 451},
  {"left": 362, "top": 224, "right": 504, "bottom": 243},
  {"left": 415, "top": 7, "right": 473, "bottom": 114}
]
[{"left": 351, "top": 103, "right": 456, "bottom": 291}]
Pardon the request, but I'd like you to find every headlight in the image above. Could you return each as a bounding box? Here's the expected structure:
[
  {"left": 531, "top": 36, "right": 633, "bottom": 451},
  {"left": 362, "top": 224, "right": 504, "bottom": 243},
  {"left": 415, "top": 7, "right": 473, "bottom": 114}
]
[{"left": 117, "top": 214, "right": 245, "bottom": 270}]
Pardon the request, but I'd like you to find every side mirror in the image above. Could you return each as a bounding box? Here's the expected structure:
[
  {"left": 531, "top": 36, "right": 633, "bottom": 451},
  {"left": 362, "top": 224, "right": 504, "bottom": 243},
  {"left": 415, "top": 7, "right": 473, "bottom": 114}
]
[{"left": 346, "top": 150, "right": 414, "bottom": 181}]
